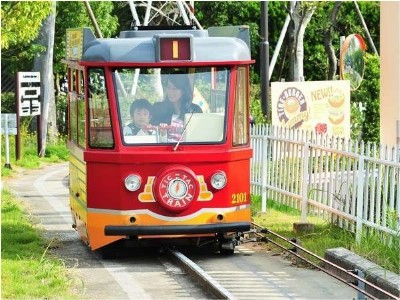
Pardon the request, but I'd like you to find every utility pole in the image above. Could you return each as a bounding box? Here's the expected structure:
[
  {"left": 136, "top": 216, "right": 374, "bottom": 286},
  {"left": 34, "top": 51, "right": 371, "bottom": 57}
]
[{"left": 260, "top": 1, "right": 269, "bottom": 118}]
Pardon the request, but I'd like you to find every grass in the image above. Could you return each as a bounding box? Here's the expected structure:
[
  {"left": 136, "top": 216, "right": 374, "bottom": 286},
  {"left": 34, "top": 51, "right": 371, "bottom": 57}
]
[
  {"left": 1, "top": 125, "right": 75, "bottom": 298},
  {"left": 251, "top": 195, "right": 400, "bottom": 274},
  {"left": 1, "top": 189, "right": 77, "bottom": 299},
  {"left": 1, "top": 126, "right": 68, "bottom": 177}
]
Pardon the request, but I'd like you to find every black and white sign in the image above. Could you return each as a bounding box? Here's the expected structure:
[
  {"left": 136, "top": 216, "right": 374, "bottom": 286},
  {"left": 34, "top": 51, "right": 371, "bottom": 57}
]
[{"left": 18, "top": 72, "right": 41, "bottom": 116}]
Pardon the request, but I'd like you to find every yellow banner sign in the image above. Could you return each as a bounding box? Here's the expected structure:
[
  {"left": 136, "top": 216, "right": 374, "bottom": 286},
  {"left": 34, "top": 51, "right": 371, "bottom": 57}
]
[
  {"left": 66, "top": 28, "right": 85, "bottom": 60},
  {"left": 271, "top": 80, "right": 351, "bottom": 138}
]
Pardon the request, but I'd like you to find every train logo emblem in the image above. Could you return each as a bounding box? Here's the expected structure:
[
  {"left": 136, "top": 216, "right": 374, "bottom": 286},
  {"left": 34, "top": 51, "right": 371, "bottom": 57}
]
[
  {"left": 158, "top": 171, "right": 197, "bottom": 210},
  {"left": 168, "top": 178, "right": 189, "bottom": 199},
  {"left": 139, "top": 175, "right": 213, "bottom": 204}
]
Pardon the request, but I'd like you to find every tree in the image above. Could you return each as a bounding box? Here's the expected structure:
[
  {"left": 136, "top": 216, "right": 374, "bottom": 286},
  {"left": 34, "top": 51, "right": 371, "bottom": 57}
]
[
  {"left": 323, "top": 2, "right": 344, "bottom": 80},
  {"left": 1, "top": 2, "right": 52, "bottom": 50},
  {"left": 52, "top": 2, "right": 118, "bottom": 135},
  {"left": 302, "top": 1, "right": 380, "bottom": 82},
  {"left": 1, "top": 1, "right": 53, "bottom": 95},
  {"left": 351, "top": 53, "right": 380, "bottom": 142},
  {"left": 194, "top": 1, "right": 261, "bottom": 80},
  {"left": 1, "top": 1, "right": 381, "bottom": 138},
  {"left": 287, "top": 1, "right": 316, "bottom": 81},
  {"left": 33, "top": 1, "right": 56, "bottom": 156},
  {"left": 53, "top": 1, "right": 118, "bottom": 84}
]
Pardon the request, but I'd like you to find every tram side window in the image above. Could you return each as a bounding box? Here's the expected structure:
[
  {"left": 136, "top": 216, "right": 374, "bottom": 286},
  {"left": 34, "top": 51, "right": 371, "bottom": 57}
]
[
  {"left": 69, "top": 94, "right": 77, "bottom": 143},
  {"left": 88, "top": 68, "right": 114, "bottom": 149},
  {"left": 233, "top": 67, "right": 249, "bottom": 146},
  {"left": 68, "top": 68, "right": 85, "bottom": 147},
  {"left": 77, "top": 70, "right": 86, "bottom": 148}
]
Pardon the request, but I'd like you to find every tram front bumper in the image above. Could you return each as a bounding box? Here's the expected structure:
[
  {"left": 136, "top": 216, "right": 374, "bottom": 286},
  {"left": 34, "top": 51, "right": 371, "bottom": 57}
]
[{"left": 104, "top": 222, "right": 250, "bottom": 236}]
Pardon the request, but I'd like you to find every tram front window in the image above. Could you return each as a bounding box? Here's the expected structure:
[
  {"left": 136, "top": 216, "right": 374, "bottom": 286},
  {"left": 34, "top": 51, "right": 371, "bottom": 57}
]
[{"left": 114, "top": 67, "right": 228, "bottom": 145}]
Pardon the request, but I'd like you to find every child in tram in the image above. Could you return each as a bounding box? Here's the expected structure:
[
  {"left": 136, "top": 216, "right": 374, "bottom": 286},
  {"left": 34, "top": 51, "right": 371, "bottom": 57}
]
[{"left": 123, "top": 98, "right": 153, "bottom": 136}]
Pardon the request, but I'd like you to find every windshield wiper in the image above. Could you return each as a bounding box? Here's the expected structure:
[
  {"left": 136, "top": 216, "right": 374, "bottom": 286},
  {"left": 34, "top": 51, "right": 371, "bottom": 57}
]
[{"left": 173, "top": 109, "right": 195, "bottom": 151}]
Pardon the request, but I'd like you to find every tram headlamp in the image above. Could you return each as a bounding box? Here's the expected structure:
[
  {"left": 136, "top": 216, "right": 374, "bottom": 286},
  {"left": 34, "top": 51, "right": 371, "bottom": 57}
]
[
  {"left": 211, "top": 171, "right": 227, "bottom": 190},
  {"left": 124, "top": 174, "right": 142, "bottom": 191}
]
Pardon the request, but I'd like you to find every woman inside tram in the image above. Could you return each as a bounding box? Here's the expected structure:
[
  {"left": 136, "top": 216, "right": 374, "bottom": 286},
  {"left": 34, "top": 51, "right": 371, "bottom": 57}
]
[{"left": 151, "top": 72, "right": 202, "bottom": 142}]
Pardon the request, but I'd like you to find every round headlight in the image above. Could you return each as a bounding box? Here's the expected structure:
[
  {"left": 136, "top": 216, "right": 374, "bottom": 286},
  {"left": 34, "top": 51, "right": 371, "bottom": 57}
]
[
  {"left": 124, "top": 174, "right": 142, "bottom": 191},
  {"left": 211, "top": 171, "right": 227, "bottom": 190}
]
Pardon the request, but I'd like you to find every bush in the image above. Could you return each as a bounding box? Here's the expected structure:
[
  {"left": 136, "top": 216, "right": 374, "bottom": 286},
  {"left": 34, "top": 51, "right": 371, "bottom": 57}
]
[
  {"left": 250, "top": 84, "right": 268, "bottom": 124},
  {"left": 1, "top": 121, "right": 68, "bottom": 176},
  {"left": 351, "top": 53, "right": 380, "bottom": 142},
  {"left": 1, "top": 92, "right": 16, "bottom": 113}
]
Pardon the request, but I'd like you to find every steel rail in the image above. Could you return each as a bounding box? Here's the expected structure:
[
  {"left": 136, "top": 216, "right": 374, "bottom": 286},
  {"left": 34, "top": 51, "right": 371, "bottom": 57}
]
[
  {"left": 165, "top": 248, "right": 236, "bottom": 300},
  {"left": 251, "top": 222, "right": 399, "bottom": 300}
]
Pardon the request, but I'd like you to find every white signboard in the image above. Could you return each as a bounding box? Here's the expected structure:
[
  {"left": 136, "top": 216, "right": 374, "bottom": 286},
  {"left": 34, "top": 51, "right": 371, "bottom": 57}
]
[
  {"left": 18, "top": 72, "right": 41, "bottom": 116},
  {"left": 1, "top": 113, "right": 17, "bottom": 135},
  {"left": 271, "top": 80, "right": 351, "bottom": 138}
]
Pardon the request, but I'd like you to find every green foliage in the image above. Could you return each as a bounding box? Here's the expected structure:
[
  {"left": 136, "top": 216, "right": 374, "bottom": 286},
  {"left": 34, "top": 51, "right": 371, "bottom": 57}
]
[
  {"left": 293, "top": 1, "right": 380, "bottom": 82},
  {"left": 1, "top": 92, "right": 16, "bottom": 113},
  {"left": 56, "top": 94, "right": 68, "bottom": 135},
  {"left": 1, "top": 43, "right": 45, "bottom": 76},
  {"left": 2, "top": 2, "right": 119, "bottom": 82},
  {"left": 250, "top": 84, "right": 268, "bottom": 124},
  {"left": 195, "top": 1, "right": 261, "bottom": 71},
  {"left": 352, "top": 227, "right": 400, "bottom": 274},
  {"left": 351, "top": 53, "right": 380, "bottom": 142},
  {"left": 1, "top": 1, "right": 382, "bottom": 138},
  {"left": 1, "top": 92, "right": 69, "bottom": 135},
  {"left": 1, "top": 121, "right": 69, "bottom": 176},
  {"left": 1, "top": 190, "right": 44, "bottom": 259},
  {"left": 350, "top": 102, "right": 364, "bottom": 140},
  {"left": 1, "top": 190, "right": 76, "bottom": 299},
  {"left": 252, "top": 199, "right": 399, "bottom": 274},
  {"left": 1, "top": 2, "right": 52, "bottom": 49},
  {"left": 54, "top": 1, "right": 119, "bottom": 74}
]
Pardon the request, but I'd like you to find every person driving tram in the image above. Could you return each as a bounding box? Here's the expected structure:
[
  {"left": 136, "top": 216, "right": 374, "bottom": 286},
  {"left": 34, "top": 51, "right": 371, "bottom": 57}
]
[{"left": 151, "top": 72, "right": 202, "bottom": 142}]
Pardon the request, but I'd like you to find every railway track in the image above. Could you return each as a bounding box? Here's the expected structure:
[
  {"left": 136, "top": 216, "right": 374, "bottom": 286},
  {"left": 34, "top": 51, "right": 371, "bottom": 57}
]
[
  {"left": 6, "top": 163, "right": 398, "bottom": 299},
  {"left": 163, "top": 243, "right": 354, "bottom": 299},
  {"left": 248, "top": 222, "right": 399, "bottom": 300},
  {"left": 166, "top": 223, "right": 398, "bottom": 300},
  {"left": 166, "top": 248, "right": 234, "bottom": 299}
]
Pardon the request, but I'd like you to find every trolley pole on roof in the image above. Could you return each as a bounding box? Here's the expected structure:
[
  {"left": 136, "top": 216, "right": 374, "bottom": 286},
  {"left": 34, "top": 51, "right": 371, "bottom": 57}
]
[
  {"left": 83, "top": 1, "right": 103, "bottom": 38},
  {"left": 177, "top": 0, "right": 191, "bottom": 25},
  {"left": 260, "top": 1, "right": 270, "bottom": 118}
]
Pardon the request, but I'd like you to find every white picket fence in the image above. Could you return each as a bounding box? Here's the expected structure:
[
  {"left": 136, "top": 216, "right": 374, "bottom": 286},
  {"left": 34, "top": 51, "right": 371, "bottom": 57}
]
[{"left": 250, "top": 124, "right": 400, "bottom": 242}]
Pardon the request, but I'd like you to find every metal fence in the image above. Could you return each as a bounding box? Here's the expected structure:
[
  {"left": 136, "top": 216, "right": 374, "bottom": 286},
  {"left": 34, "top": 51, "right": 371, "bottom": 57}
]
[{"left": 250, "top": 124, "right": 400, "bottom": 242}]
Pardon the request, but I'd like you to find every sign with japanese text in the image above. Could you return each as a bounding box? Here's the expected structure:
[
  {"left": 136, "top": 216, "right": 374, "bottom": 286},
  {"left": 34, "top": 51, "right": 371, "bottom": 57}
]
[{"left": 18, "top": 72, "right": 41, "bottom": 116}]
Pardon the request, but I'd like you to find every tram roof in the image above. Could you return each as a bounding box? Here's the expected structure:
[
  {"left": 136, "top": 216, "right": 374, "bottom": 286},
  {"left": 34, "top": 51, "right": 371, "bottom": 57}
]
[{"left": 70, "top": 26, "right": 252, "bottom": 64}]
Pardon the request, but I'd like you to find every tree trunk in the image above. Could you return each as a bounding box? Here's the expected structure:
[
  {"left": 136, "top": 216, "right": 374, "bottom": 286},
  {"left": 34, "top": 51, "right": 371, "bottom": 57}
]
[
  {"left": 293, "top": 3, "right": 315, "bottom": 81},
  {"left": 288, "top": 2, "right": 315, "bottom": 81},
  {"left": 33, "top": 1, "right": 56, "bottom": 156},
  {"left": 324, "top": 2, "right": 343, "bottom": 80}
]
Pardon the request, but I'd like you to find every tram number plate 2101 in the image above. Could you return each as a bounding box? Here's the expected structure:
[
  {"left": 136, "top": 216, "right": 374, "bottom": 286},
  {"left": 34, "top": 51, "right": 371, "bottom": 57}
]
[{"left": 231, "top": 192, "right": 248, "bottom": 204}]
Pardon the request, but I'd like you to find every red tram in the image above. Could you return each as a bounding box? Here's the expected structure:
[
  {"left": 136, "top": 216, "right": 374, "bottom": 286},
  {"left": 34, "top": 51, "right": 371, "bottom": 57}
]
[{"left": 63, "top": 25, "right": 254, "bottom": 254}]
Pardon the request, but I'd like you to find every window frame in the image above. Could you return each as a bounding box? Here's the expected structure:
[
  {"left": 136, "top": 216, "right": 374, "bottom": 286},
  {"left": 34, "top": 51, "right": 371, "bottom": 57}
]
[
  {"left": 87, "top": 67, "right": 115, "bottom": 149},
  {"left": 232, "top": 66, "right": 249, "bottom": 147}
]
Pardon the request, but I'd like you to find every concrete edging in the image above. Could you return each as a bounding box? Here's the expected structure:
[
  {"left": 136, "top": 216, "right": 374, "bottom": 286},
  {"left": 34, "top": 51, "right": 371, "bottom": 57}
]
[{"left": 324, "top": 247, "right": 399, "bottom": 299}]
